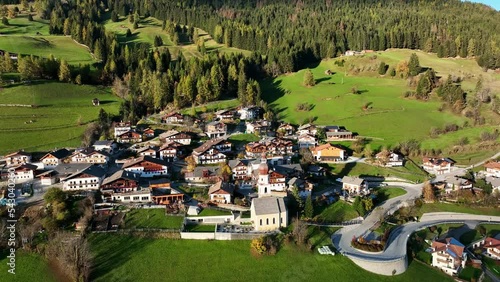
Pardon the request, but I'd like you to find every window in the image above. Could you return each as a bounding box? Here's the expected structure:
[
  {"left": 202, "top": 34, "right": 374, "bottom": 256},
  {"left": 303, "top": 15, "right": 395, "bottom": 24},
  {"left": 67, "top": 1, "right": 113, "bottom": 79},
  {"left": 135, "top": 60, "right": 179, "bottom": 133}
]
[
  {"left": 124, "top": 196, "right": 130, "bottom": 200},
  {"left": 133, "top": 196, "right": 139, "bottom": 201},
  {"left": 266, "top": 218, "right": 269, "bottom": 225},
  {"left": 273, "top": 218, "right": 275, "bottom": 224},
  {"left": 260, "top": 219, "right": 262, "bottom": 226},
  {"left": 141, "top": 196, "right": 149, "bottom": 200}
]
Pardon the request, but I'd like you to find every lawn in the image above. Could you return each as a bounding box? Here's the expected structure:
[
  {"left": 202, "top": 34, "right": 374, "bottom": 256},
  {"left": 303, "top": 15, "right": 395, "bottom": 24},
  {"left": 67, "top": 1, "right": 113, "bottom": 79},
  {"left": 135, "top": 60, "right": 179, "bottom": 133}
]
[
  {"left": 196, "top": 208, "right": 233, "bottom": 217},
  {"left": 459, "top": 224, "right": 500, "bottom": 245},
  {"left": 458, "top": 266, "right": 482, "bottom": 282},
  {"left": 0, "top": 82, "right": 121, "bottom": 154},
  {"left": 184, "top": 224, "right": 216, "bottom": 232},
  {"left": 124, "top": 209, "right": 184, "bottom": 229},
  {"left": 89, "top": 233, "right": 453, "bottom": 282},
  {"left": 419, "top": 203, "right": 500, "bottom": 217},
  {"left": 261, "top": 49, "right": 500, "bottom": 150},
  {"left": 314, "top": 200, "right": 360, "bottom": 223},
  {"left": 376, "top": 187, "right": 407, "bottom": 201},
  {"left": 0, "top": 15, "right": 95, "bottom": 65},
  {"left": 104, "top": 16, "right": 251, "bottom": 59},
  {"left": 484, "top": 257, "right": 500, "bottom": 278},
  {"left": 329, "top": 162, "right": 427, "bottom": 183},
  {"left": 0, "top": 251, "right": 56, "bottom": 282}
]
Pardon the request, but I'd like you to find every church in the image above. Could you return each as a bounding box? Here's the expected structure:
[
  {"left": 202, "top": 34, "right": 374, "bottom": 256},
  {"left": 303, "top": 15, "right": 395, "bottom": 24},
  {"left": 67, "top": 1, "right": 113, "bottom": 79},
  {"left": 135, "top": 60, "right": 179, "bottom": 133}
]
[{"left": 256, "top": 156, "right": 286, "bottom": 197}]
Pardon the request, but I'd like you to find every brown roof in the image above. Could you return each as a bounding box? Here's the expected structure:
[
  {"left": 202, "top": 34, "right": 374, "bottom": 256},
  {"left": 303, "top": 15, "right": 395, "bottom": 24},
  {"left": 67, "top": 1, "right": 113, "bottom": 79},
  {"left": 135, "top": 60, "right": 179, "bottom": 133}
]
[
  {"left": 484, "top": 237, "right": 500, "bottom": 249},
  {"left": 431, "top": 237, "right": 465, "bottom": 259},
  {"left": 193, "top": 138, "right": 227, "bottom": 154},
  {"left": 484, "top": 161, "right": 500, "bottom": 170},
  {"left": 122, "top": 156, "right": 168, "bottom": 168},
  {"left": 208, "top": 181, "right": 234, "bottom": 195}
]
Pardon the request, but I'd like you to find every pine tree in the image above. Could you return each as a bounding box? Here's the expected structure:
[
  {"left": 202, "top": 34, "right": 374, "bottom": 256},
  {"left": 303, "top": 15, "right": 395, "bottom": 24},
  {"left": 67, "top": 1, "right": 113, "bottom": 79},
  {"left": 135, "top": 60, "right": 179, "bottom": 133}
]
[
  {"left": 378, "top": 62, "right": 387, "bottom": 75},
  {"left": 389, "top": 67, "right": 396, "bottom": 77},
  {"left": 303, "top": 69, "right": 315, "bottom": 86},
  {"left": 58, "top": 60, "right": 71, "bottom": 82},
  {"left": 408, "top": 53, "right": 421, "bottom": 76},
  {"left": 304, "top": 194, "right": 314, "bottom": 219}
]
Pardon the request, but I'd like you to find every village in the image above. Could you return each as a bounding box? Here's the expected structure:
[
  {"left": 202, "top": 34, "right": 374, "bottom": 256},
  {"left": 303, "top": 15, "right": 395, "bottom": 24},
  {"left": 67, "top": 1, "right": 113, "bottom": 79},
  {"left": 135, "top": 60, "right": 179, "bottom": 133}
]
[{"left": 1, "top": 104, "right": 500, "bottom": 279}]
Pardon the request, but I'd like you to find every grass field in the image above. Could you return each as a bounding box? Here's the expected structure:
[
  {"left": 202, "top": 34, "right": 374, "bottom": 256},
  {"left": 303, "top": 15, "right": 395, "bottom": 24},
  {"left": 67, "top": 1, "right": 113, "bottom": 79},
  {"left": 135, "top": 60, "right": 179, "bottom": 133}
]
[
  {"left": 261, "top": 49, "right": 500, "bottom": 153},
  {"left": 184, "top": 224, "right": 216, "bottom": 232},
  {"left": 329, "top": 162, "right": 428, "bottom": 183},
  {"left": 0, "top": 251, "right": 55, "bottom": 282},
  {"left": 196, "top": 208, "right": 233, "bottom": 217},
  {"left": 124, "top": 209, "right": 184, "bottom": 229},
  {"left": 103, "top": 16, "right": 251, "bottom": 59},
  {"left": 89, "top": 233, "right": 453, "bottom": 282},
  {"left": 0, "top": 15, "right": 95, "bottom": 65},
  {"left": 376, "top": 187, "right": 407, "bottom": 200},
  {"left": 419, "top": 203, "right": 500, "bottom": 217},
  {"left": 0, "top": 82, "right": 120, "bottom": 154},
  {"left": 314, "top": 200, "right": 360, "bottom": 222}
]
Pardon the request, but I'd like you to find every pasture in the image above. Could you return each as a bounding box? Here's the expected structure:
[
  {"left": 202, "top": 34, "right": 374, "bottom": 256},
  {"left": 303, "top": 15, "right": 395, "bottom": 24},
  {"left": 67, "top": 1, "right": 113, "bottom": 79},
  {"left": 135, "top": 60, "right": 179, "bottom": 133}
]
[
  {"left": 0, "top": 82, "right": 120, "bottom": 154},
  {"left": 262, "top": 49, "right": 500, "bottom": 157},
  {"left": 0, "top": 15, "right": 95, "bottom": 65},
  {"left": 103, "top": 16, "right": 251, "bottom": 58},
  {"left": 89, "top": 233, "right": 453, "bottom": 282},
  {"left": 0, "top": 251, "right": 55, "bottom": 282}
]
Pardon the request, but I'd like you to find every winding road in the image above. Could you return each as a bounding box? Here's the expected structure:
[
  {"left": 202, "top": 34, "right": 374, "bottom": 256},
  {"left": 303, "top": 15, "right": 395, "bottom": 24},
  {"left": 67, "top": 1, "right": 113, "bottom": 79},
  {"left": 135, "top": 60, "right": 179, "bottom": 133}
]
[{"left": 331, "top": 151, "right": 500, "bottom": 276}]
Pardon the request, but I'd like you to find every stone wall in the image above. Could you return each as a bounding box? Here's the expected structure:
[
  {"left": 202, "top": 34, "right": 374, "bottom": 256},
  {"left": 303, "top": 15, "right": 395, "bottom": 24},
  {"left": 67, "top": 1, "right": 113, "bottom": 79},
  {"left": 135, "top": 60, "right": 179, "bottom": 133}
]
[{"left": 348, "top": 255, "right": 408, "bottom": 276}]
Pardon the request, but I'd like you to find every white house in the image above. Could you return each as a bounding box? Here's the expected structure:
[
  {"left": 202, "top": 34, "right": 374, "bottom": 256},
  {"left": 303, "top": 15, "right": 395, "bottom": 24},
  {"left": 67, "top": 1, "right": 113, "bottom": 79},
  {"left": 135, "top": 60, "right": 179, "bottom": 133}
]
[
  {"left": 38, "top": 170, "right": 58, "bottom": 185},
  {"left": 4, "top": 151, "right": 32, "bottom": 167},
  {"left": 40, "top": 148, "right": 71, "bottom": 169},
  {"left": 297, "top": 124, "right": 317, "bottom": 136},
  {"left": 111, "top": 189, "right": 152, "bottom": 203},
  {"left": 122, "top": 156, "right": 168, "bottom": 177},
  {"left": 113, "top": 122, "right": 131, "bottom": 138},
  {"left": 93, "top": 140, "right": 117, "bottom": 152},
  {"left": 8, "top": 164, "right": 37, "bottom": 183},
  {"left": 208, "top": 181, "right": 234, "bottom": 204},
  {"left": 484, "top": 161, "right": 500, "bottom": 178},
  {"left": 422, "top": 157, "right": 455, "bottom": 175},
  {"left": 483, "top": 237, "right": 500, "bottom": 260},
  {"left": 486, "top": 177, "right": 500, "bottom": 194},
  {"left": 342, "top": 176, "right": 369, "bottom": 196},
  {"left": 297, "top": 134, "right": 317, "bottom": 149},
  {"left": 251, "top": 197, "right": 288, "bottom": 231},
  {"left": 431, "top": 237, "right": 467, "bottom": 276},
  {"left": 205, "top": 121, "right": 227, "bottom": 139},
  {"left": 192, "top": 138, "right": 231, "bottom": 165},
  {"left": 61, "top": 165, "right": 106, "bottom": 191},
  {"left": 444, "top": 175, "right": 473, "bottom": 193},
  {"left": 375, "top": 151, "right": 404, "bottom": 167},
  {"left": 238, "top": 106, "right": 259, "bottom": 120},
  {"left": 69, "top": 148, "right": 110, "bottom": 164}
]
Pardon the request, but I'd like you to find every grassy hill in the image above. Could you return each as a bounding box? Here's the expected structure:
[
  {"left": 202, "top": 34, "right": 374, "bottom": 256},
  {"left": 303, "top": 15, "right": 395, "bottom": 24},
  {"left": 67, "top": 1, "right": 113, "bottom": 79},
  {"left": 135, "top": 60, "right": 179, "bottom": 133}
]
[
  {"left": 0, "top": 15, "right": 95, "bottom": 65},
  {"left": 0, "top": 82, "right": 120, "bottom": 154},
  {"left": 89, "top": 233, "right": 453, "bottom": 282},
  {"left": 262, "top": 49, "right": 500, "bottom": 158},
  {"left": 0, "top": 251, "right": 55, "bottom": 282},
  {"left": 103, "top": 16, "right": 252, "bottom": 59}
]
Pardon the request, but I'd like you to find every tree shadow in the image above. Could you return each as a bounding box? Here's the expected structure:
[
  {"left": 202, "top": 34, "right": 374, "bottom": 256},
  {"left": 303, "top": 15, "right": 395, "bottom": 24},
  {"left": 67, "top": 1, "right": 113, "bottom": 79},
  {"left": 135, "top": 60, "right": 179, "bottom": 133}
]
[
  {"left": 259, "top": 78, "right": 286, "bottom": 105},
  {"left": 315, "top": 77, "right": 331, "bottom": 84}
]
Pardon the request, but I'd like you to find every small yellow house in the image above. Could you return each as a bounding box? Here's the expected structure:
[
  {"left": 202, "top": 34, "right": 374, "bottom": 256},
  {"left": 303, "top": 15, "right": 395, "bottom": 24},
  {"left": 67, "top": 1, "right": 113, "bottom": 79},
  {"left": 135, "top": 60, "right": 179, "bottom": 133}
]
[
  {"left": 310, "top": 143, "right": 346, "bottom": 162},
  {"left": 251, "top": 196, "right": 287, "bottom": 231}
]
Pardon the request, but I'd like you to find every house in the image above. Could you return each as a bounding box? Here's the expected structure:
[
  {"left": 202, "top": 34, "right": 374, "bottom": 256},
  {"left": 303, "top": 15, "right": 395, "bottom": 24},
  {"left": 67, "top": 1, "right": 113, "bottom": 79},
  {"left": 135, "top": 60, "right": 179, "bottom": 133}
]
[
  {"left": 5, "top": 164, "right": 38, "bottom": 183},
  {"left": 113, "top": 122, "right": 131, "bottom": 138},
  {"left": 229, "top": 159, "right": 251, "bottom": 180},
  {"left": 297, "top": 124, "right": 317, "bottom": 136},
  {"left": 422, "top": 157, "right": 455, "bottom": 175},
  {"left": 206, "top": 121, "right": 227, "bottom": 139},
  {"left": 158, "top": 141, "right": 182, "bottom": 162},
  {"left": 483, "top": 237, "right": 500, "bottom": 260},
  {"left": 137, "top": 146, "right": 159, "bottom": 158},
  {"left": 101, "top": 170, "right": 141, "bottom": 193},
  {"left": 342, "top": 176, "right": 369, "bottom": 196},
  {"left": 297, "top": 134, "right": 317, "bottom": 149},
  {"left": 443, "top": 175, "right": 473, "bottom": 193},
  {"left": 256, "top": 159, "right": 287, "bottom": 197},
  {"left": 208, "top": 181, "right": 234, "bottom": 204},
  {"left": 142, "top": 128, "right": 156, "bottom": 139},
  {"left": 38, "top": 170, "right": 58, "bottom": 185},
  {"left": 238, "top": 106, "right": 260, "bottom": 120},
  {"left": 324, "top": 126, "right": 353, "bottom": 140},
  {"left": 61, "top": 165, "right": 106, "bottom": 191},
  {"left": 184, "top": 166, "right": 220, "bottom": 183},
  {"left": 215, "top": 109, "right": 236, "bottom": 121},
  {"left": 486, "top": 177, "right": 500, "bottom": 193},
  {"left": 117, "top": 130, "right": 143, "bottom": 143},
  {"left": 251, "top": 197, "right": 288, "bottom": 231},
  {"left": 4, "top": 151, "right": 31, "bottom": 167},
  {"left": 375, "top": 151, "right": 404, "bottom": 167},
  {"left": 150, "top": 179, "right": 184, "bottom": 205},
  {"left": 122, "top": 156, "right": 168, "bottom": 177},
  {"left": 167, "top": 132, "right": 192, "bottom": 145},
  {"left": 192, "top": 138, "right": 231, "bottom": 165},
  {"left": 93, "top": 140, "right": 117, "bottom": 153},
  {"left": 310, "top": 143, "right": 347, "bottom": 162},
  {"left": 68, "top": 148, "right": 110, "bottom": 164},
  {"left": 288, "top": 177, "right": 313, "bottom": 198},
  {"left": 111, "top": 189, "right": 152, "bottom": 203},
  {"left": 308, "top": 165, "right": 326, "bottom": 177},
  {"left": 431, "top": 237, "right": 467, "bottom": 275},
  {"left": 273, "top": 163, "right": 304, "bottom": 179},
  {"left": 245, "top": 138, "right": 294, "bottom": 159},
  {"left": 345, "top": 50, "right": 362, "bottom": 56},
  {"left": 40, "top": 149, "right": 71, "bottom": 169},
  {"left": 245, "top": 120, "right": 270, "bottom": 135},
  {"left": 484, "top": 161, "right": 500, "bottom": 178},
  {"left": 162, "top": 112, "right": 185, "bottom": 124},
  {"left": 277, "top": 123, "right": 295, "bottom": 137}
]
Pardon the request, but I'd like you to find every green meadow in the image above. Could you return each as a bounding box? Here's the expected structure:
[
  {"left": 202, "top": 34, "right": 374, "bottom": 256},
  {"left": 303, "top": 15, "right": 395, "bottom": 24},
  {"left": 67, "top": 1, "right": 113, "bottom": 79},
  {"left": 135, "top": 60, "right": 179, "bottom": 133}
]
[
  {"left": 0, "top": 82, "right": 120, "bottom": 154},
  {"left": 103, "top": 16, "right": 251, "bottom": 58},
  {"left": 0, "top": 15, "right": 95, "bottom": 65},
  {"left": 89, "top": 233, "right": 453, "bottom": 282},
  {"left": 0, "top": 251, "right": 56, "bottom": 282}
]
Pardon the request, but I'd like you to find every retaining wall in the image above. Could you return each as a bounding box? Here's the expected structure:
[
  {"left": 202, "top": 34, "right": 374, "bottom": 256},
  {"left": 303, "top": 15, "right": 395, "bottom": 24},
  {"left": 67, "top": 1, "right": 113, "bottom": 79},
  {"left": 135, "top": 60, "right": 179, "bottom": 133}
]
[{"left": 348, "top": 255, "right": 408, "bottom": 276}]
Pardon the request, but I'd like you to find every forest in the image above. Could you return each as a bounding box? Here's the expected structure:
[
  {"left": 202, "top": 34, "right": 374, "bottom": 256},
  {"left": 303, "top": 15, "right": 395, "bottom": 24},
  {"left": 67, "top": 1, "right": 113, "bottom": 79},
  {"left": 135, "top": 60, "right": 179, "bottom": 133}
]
[{"left": 2, "top": 0, "right": 500, "bottom": 121}]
